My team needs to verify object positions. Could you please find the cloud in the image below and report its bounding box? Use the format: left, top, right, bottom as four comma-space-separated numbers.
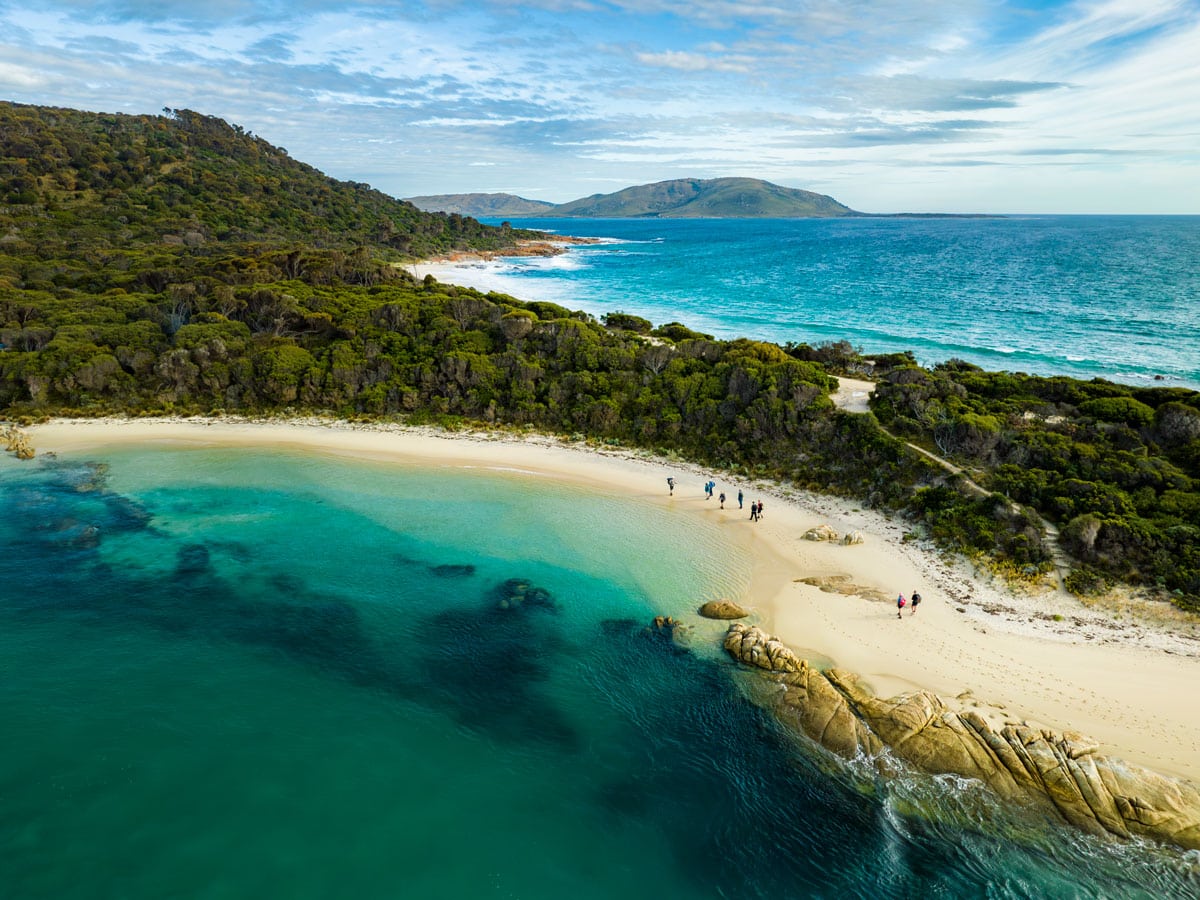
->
635, 50, 750, 73
0, 0, 1196, 211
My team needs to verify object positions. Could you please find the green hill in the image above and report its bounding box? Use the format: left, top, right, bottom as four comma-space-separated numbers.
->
407, 177, 856, 218
0, 101, 531, 259
550, 177, 855, 218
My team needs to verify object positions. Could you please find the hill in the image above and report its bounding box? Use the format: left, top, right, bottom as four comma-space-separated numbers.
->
0, 101, 532, 259
552, 177, 854, 218
406, 192, 557, 218
407, 177, 856, 218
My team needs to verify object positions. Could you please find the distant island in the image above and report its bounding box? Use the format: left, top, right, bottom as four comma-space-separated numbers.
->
408, 177, 856, 219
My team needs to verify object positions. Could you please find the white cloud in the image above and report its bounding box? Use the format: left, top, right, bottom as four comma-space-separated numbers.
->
0, 61, 45, 87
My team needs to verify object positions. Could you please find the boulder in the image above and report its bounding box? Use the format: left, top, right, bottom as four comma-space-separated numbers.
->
2, 425, 34, 460
723, 623, 1200, 850
698, 599, 750, 620
803, 524, 839, 542
841, 531, 865, 545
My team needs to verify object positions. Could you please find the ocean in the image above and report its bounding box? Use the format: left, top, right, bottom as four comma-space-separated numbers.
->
427, 216, 1200, 390
3, 445, 1198, 898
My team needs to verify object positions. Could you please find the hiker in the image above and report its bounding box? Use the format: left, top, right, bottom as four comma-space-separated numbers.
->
719, 492, 726, 509
737, 490, 744, 509
667, 477, 675, 496
911, 591, 922, 615
897, 594, 907, 619
757, 499, 764, 518
750, 501, 759, 522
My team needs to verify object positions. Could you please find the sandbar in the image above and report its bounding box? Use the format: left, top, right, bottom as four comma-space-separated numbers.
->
24, 417, 1200, 784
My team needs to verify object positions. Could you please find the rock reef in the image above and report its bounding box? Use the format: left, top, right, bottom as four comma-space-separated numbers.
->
723, 622, 1200, 850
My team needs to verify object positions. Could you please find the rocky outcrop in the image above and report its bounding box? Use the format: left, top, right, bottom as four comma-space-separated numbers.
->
698, 599, 750, 620
841, 531, 865, 545
2, 425, 35, 459
723, 622, 1200, 850
803, 524, 839, 542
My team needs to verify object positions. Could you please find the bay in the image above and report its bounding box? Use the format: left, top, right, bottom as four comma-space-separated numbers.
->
2, 447, 1198, 898
435, 216, 1200, 389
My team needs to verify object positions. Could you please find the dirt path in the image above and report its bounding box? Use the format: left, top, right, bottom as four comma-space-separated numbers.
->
832, 377, 1072, 591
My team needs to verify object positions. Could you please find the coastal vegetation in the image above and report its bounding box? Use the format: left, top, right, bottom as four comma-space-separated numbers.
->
3, 102, 1199, 611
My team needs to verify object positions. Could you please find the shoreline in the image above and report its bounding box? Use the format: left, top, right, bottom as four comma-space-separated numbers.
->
19, 415, 1200, 786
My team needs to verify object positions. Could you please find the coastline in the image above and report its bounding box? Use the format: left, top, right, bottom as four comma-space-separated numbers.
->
21, 416, 1200, 787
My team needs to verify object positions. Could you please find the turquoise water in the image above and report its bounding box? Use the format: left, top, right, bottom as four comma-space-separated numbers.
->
456, 216, 1200, 389
3, 447, 1199, 898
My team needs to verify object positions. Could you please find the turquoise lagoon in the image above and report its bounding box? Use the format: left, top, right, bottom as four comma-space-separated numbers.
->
2, 445, 1198, 898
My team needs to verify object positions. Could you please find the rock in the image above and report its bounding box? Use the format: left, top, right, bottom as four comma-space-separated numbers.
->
645, 615, 691, 649
841, 531, 865, 545
2, 425, 35, 460
698, 599, 750, 620
803, 524, 840, 542
493, 577, 558, 612
722, 623, 1200, 851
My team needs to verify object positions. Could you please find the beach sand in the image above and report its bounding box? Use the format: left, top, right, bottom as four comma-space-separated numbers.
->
24, 417, 1200, 784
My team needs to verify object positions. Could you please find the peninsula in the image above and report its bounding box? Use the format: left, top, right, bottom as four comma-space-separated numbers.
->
4, 100, 1200, 851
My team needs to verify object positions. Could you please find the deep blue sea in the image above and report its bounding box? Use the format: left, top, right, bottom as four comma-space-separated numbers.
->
4, 446, 1200, 898
440, 216, 1200, 389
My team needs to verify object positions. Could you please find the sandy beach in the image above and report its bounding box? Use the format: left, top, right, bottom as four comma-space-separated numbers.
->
23, 416, 1200, 785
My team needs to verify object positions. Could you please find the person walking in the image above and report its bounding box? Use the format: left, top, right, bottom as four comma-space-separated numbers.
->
910, 591, 922, 615
719, 492, 726, 509
737, 490, 744, 509
667, 477, 675, 496
757, 499, 764, 518
750, 501, 759, 522
897, 594, 907, 619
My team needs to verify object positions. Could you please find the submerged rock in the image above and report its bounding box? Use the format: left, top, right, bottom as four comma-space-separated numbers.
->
429, 563, 476, 578
698, 599, 750, 620
723, 622, 1200, 851
644, 615, 691, 650
493, 577, 557, 612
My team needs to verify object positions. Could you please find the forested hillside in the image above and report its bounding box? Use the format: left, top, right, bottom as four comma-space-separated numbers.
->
866, 355, 1200, 606
0, 102, 530, 259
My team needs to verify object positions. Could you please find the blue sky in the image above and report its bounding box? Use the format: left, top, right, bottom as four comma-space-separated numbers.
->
2, 0, 1197, 213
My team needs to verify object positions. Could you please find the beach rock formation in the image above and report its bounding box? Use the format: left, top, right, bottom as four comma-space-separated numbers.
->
841, 531, 865, 545
698, 599, 750, 620
723, 622, 1200, 850
2, 425, 35, 459
803, 524, 839, 542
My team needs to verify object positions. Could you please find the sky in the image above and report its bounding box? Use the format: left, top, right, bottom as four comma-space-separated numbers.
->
1, 0, 1198, 213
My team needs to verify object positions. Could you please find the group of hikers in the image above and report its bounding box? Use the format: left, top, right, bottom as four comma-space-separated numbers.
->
684, 478, 763, 521
896, 591, 922, 618
669, 475, 923, 618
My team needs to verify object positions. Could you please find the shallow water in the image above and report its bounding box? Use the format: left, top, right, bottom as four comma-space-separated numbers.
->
448, 216, 1200, 389
2, 447, 1198, 898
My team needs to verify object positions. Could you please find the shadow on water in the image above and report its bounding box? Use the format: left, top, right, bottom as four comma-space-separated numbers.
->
2, 458, 581, 753
409, 577, 580, 750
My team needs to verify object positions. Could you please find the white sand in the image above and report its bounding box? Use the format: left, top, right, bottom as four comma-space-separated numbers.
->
24, 417, 1200, 783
